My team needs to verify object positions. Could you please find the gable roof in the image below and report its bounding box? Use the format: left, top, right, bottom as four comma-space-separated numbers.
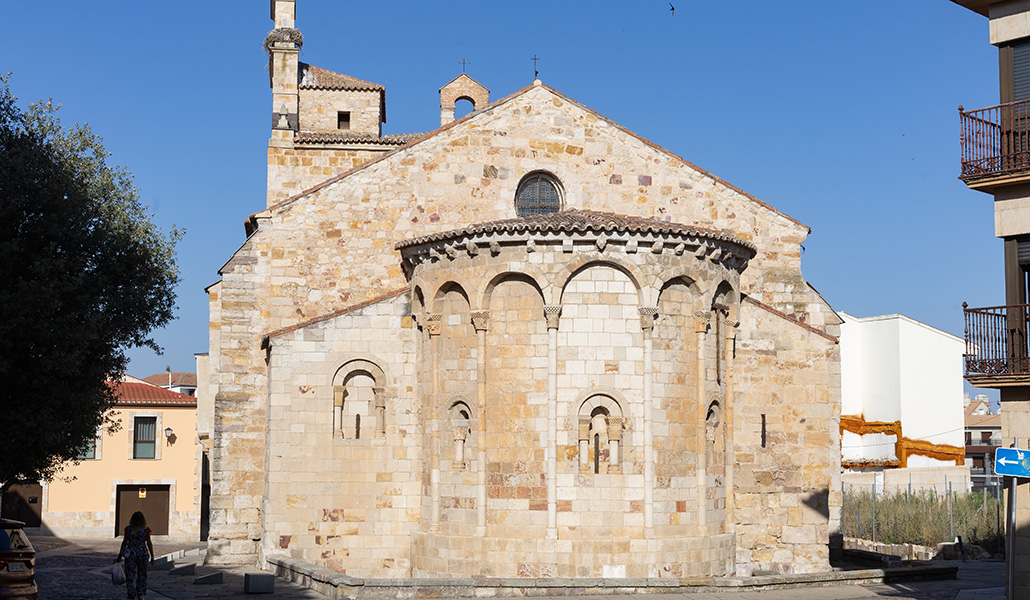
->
262, 286, 411, 346
111, 381, 197, 408
395, 209, 757, 254
142, 372, 197, 388
298, 62, 387, 123
439, 72, 490, 93
254, 82, 806, 230
299, 63, 384, 91
743, 294, 839, 343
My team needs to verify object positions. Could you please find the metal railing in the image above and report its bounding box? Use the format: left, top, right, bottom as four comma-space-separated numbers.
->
960, 100, 1030, 181
963, 303, 1030, 377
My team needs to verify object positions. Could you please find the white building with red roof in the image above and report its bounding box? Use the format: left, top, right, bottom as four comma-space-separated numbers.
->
25, 379, 201, 539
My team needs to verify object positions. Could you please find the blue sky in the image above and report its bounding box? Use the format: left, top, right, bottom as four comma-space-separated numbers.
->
4, 1, 1000, 396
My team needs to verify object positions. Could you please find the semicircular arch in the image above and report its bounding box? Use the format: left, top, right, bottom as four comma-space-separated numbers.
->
555, 256, 645, 306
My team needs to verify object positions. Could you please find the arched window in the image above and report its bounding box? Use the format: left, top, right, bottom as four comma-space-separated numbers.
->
577, 393, 623, 474
448, 399, 473, 471
515, 172, 563, 216
332, 359, 386, 440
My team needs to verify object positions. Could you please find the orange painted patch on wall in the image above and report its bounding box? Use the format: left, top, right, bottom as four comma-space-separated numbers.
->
840, 415, 964, 468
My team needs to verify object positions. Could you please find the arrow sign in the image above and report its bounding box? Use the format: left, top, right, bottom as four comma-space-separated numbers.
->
994, 447, 1030, 478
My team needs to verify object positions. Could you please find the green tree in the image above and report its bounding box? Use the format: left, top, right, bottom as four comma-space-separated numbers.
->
0, 75, 181, 484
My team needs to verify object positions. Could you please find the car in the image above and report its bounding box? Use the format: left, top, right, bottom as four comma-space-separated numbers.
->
0, 519, 36, 599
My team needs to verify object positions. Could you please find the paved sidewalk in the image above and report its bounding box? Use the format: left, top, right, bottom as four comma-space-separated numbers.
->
30, 532, 328, 599
28, 530, 1008, 600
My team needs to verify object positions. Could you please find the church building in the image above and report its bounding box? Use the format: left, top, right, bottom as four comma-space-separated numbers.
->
203, 0, 843, 579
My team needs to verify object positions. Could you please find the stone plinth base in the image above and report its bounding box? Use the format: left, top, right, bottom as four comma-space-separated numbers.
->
410, 531, 734, 578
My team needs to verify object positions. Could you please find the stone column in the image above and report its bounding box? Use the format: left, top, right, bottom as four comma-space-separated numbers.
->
373, 387, 386, 437
544, 305, 562, 538
334, 387, 344, 438
579, 420, 590, 472
427, 313, 442, 533
724, 324, 738, 531
639, 307, 658, 530
694, 310, 711, 536
452, 426, 468, 469
471, 310, 489, 534
607, 416, 623, 473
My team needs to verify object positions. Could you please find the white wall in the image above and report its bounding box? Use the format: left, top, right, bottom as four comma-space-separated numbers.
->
840, 312, 965, 461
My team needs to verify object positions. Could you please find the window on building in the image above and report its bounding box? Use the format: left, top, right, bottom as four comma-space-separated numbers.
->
515, 172, 562, 217
337, 111, 351, 130
577, 394, 623, 474
133, 417, 157, 459
78, 439, 96, 460
966, 432, 973, 445
982, 431, 993, 443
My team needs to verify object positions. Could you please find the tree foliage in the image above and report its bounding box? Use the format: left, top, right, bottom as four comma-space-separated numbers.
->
0, 75, 181, 484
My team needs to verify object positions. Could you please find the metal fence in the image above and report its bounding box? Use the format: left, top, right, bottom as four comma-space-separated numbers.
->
841, 477, 1005, 555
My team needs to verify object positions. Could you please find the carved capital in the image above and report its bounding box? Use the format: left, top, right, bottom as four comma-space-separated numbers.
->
639, 307, 659, 331
579, 421, 591, 441
544, 305, 562, 330
373, 387, 386, 408
453, 426, 469, 442
694, 310, 711, 334
471, 310, 490, 332
427, 313, 442, 336
607, 416, 623, 440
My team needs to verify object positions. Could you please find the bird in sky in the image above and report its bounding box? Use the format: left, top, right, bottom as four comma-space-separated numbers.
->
670, 3, 675, 15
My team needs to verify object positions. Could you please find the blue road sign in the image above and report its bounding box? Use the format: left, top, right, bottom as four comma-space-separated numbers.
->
994, 447, 1030, 478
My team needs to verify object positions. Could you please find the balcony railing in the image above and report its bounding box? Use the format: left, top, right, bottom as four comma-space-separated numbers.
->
963, 303, 1030, 377
960, 100, 1030, 181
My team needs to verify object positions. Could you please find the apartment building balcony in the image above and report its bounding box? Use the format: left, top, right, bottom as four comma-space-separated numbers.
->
960, 100, 1030, 191
963, 302, 1030, 386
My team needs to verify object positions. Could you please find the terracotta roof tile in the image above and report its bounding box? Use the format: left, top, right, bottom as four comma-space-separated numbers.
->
296, 131, 424, 145
394, 209, 757, 253
263, 287, 411, 344
111, 381, 197, 408
142, 372, 197, 388
298, 63, 384, 91
742, 294, 839, 343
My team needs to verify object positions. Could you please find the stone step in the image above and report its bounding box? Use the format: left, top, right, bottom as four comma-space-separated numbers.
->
169, 563, 196, 576
194, 571, 223, 585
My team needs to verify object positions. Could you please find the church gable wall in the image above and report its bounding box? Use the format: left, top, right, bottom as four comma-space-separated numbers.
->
731, 300, 841, 575
262, 294, 419, 576
264, 85, 816, 336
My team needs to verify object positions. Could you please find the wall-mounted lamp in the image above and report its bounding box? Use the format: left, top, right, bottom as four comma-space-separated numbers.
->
165, 427, 173, 438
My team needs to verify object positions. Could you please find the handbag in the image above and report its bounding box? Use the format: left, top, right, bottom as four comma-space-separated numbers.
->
112, 562, 126, 585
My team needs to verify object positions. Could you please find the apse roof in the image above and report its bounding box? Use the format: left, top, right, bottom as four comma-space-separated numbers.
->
395, 209, 756, 254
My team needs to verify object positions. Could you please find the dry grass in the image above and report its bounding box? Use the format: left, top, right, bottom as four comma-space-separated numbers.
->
841, 487, 1004, 554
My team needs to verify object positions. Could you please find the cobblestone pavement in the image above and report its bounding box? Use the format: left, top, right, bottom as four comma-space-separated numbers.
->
26, 530, 1006, 600
29, 533, 327, 599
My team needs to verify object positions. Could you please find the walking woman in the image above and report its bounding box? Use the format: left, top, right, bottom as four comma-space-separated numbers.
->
114, 511, 155, 600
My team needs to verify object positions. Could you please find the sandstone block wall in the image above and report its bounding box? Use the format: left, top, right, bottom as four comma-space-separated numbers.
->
267, 146, 389, 207
299, 88, 382, 135
262, 294, 418, 575
732, 299, 841, 575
